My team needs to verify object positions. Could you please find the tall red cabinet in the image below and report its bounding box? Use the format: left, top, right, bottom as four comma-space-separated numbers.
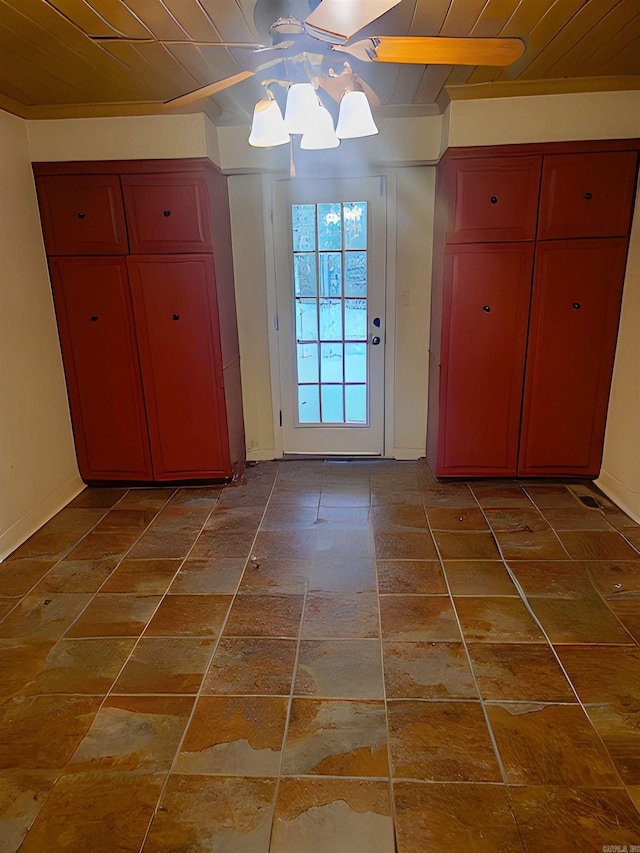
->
428, 140, 638, 479
34, 159, 245, 483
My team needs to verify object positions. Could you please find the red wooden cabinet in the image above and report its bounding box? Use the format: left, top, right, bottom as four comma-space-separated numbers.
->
538, 151, 637, 240
518, 239, 628, 476
36, 175, 128, 255
34, 159, 245, 484
49, 257, 153, 481
127, 255, 230, 480
438, 244, 533, 476
447, 155, 541, 243
121, 173, 213, 254
428, 141, 638, 479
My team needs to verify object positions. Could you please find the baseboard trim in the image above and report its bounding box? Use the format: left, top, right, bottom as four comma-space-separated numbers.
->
596, 469, 640, 524
0, 475, 85, 561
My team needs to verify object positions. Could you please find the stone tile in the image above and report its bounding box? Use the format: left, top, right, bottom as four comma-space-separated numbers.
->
64, 530, 142, 561
316, 506, 370, 528
271, 777, 395, 853
383, 642, 477, 700
380, 595, 461, 642
586, 699, 640, 785
486, 703, 621, 787
394, 781, 524, 853
143, 775, 277, 853
467, 643, 575, 702
6, 509, 106, 560
0, 695, 100, 770
281, 699, 388, 778
541, 505, 614, 530
202, 637, 297, 695
0, 558, 58, 596
373, 530, 437, 560
65, 594, 161, 638
294, 639, 385, 699
608, 599, 640, 643
387, 700, 501, 782
112, 637, 215, 694
425, 506, 489, 531
507, 560, 593, 598
523, 484, 578, 508
66, 695, 193, 774
126, 509, 209, 559
508, 786, 640, 850
144, 594, 232, 637
117, 488, 175, 508
0, 597, 15, 619
68, 487, 128, 508
302, 593, 379, 639
555, 645, 640, 702
454, 597, 545, 643
320, 489, 371, 508
0, 639, 55, 697
470, 485, 533, 508
0, 593, 92, 641
376, 561, 446, 594
433, 531, 501, 560
421, 485, 475, 508
237, 556, 312, 595
90, 508, 159, 534
35, 558, 119, 594
370, 505, 429, 531
493, 530, 568, 561
23, 637, 136, 695
587, 560, 640, 599
528, 596, 634, 644
170, 557, 246, 594
203, 505, 264, 533
167, 486, 223, 508
556, 531, 640, 560
443, 561, 517, 596
308, 557, 376, 594
99, 558, 180, 594
20, 771, 164, 852
224, 594, 303, 638
175, 695, 288, 776
260, 505, 319, 530
252, 529, 318, 561
484, 508, 550, 533
0, 771, 57, 853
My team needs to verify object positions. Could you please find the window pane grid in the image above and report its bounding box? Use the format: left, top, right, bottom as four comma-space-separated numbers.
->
292, 201, 368, 425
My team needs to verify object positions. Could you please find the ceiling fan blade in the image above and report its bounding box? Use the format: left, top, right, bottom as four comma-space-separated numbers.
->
88, 36, 269, 49
305, 0, 401, 43
341, 36, 525, 67
165, 71, 254, 107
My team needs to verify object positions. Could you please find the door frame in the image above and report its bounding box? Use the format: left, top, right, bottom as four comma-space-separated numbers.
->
263, 170, 397, 458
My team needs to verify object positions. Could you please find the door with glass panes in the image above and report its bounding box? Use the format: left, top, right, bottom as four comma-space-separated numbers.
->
274, 178, 386, 455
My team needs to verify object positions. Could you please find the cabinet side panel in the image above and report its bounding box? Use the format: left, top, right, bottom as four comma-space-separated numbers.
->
127, 255, 231, 479
518, 239, 628, 476
439, 243, 534, 476
49, 257, 153, 481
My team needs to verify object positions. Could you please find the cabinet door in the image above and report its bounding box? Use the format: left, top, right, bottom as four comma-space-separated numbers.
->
49, 257, 153, 481
447, 156, 541, 243
122, 173, 213, 254
437, 243, 534, 476
518, 239, 627, 477
127, 255, 230, 479
538, 151, 637, 240
36, 175, 128, 255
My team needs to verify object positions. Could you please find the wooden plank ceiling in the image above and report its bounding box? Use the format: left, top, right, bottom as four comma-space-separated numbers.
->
0, 0, 638, 122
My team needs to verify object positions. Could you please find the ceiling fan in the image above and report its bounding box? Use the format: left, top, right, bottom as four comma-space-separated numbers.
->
86, 0, 526, 109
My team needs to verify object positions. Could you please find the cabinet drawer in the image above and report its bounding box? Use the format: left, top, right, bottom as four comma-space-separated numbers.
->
538, 151, 637, 239
122, 173, 213, 253
447, 156, 541, 243
36, 175, 128, 255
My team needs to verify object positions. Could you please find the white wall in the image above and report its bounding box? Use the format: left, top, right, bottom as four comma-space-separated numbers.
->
0, 110, 83, 559
597, 173, 640, 522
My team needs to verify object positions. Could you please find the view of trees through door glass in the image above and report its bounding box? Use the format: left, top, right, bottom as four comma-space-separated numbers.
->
292, 200, 368, 425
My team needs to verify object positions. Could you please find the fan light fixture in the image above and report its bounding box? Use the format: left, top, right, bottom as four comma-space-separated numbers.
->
248, 81, 378, 151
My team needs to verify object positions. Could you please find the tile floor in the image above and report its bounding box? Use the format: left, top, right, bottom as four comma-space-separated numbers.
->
1, 459, 640, 851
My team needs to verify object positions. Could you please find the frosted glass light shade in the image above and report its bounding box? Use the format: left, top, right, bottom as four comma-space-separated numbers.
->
300, 105, 340, 149
336, 90, 379, 139
248, 98, 290, 147
284, 83, 321, 134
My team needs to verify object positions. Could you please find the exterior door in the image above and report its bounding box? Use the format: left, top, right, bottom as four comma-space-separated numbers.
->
274, 177, 386, 455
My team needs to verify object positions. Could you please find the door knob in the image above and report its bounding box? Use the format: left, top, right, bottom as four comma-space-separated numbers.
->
371, 336, 381, 345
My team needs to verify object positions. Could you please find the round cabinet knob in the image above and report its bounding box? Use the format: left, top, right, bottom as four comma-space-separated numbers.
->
584, 192, 592, 200
490, 196, 498, 205
371, 336, 381, 345
77, 212, 86, 219
483, 305, 491, 313
172, 314, 180, 321
90, 316, 99, 322
373, 317, 381, 328
163, 210, 172, 217
572, 302, 581, 310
